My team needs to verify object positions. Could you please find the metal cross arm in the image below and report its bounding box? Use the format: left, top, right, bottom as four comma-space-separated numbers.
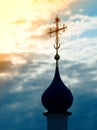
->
58, 25, 67, 32
48, 28, 56, 37
48, 25, 67, 37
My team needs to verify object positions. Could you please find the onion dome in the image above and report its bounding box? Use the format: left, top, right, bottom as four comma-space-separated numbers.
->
41, 66, 73, 112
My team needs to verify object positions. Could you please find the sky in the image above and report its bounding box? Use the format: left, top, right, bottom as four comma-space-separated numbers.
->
0, 0, 97, 130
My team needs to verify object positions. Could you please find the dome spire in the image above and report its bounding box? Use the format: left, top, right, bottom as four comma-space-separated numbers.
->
41, 15, 73, 130
42, 16, 73, 113
48, 15, 67, 67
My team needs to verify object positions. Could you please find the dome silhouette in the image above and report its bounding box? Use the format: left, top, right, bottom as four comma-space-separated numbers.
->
41, 66, 73, 112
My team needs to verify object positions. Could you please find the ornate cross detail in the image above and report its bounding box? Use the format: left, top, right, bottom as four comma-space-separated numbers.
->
48, 16, 67, 56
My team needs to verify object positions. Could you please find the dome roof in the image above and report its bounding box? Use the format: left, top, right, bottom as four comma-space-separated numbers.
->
41, 67, 73, 112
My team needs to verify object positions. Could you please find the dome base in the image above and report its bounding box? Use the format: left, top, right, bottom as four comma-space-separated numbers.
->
43, 111, 72, 116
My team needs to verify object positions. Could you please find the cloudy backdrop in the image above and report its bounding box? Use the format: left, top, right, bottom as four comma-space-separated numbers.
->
0, 0, 97, 130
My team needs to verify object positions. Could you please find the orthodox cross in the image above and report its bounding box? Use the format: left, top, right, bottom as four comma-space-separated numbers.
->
48, 16, 67, 66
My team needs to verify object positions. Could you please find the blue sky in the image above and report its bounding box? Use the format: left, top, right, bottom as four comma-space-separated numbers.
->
0, 0, 97, 130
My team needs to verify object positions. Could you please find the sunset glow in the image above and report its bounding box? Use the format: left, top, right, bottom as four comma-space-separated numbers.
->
0, 0, 75, 53
0, 0, 33, 53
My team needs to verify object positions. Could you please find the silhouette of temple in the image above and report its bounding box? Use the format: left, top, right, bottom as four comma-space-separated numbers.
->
41, 16, 73, 130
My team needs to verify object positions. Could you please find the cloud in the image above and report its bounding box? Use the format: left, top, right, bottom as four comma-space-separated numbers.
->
26, 11, 97, 45
79, 8, 84, 13
30, 19, 47, 31
64, 14, 97, 38
0, 60, 12, 72
0, 52, 50, 82
0, 52, 50, 129
28, 25, 50, 40
61, 37, 97, 63
0, 55, 97, 130
6, 0, 78, 53
0, 52, 38, 79
15, 0, 77, 28
25, 0, 77, 41
65, 10, 72, 15
0, 54, 13, 73
32, 0, 77, 19
0, 1, 97, 130
11, 18, 27, 24
58, 59, 97, 130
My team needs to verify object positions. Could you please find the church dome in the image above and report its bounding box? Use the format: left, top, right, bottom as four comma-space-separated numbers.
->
41, 66, 73, 112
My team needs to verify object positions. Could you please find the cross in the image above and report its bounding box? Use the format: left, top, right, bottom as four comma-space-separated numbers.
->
48, 16, 67, 55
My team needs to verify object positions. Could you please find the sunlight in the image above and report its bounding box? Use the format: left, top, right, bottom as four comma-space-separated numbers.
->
0, 0, 35, 53
0, 0, 74, 53
0, 23, 15, 53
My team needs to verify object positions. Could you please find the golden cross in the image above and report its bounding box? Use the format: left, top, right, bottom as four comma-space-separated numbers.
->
48, 16, 67, 56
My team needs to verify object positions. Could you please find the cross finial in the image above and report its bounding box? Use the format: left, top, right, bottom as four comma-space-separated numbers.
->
48, 16, 67, 66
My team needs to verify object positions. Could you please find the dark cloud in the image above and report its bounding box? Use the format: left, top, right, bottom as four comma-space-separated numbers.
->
0, 52, 39, 73
60, 60, 97, 130
0, 54, 13, 73
0, 60, 13, 72
0, 53, 97, 130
